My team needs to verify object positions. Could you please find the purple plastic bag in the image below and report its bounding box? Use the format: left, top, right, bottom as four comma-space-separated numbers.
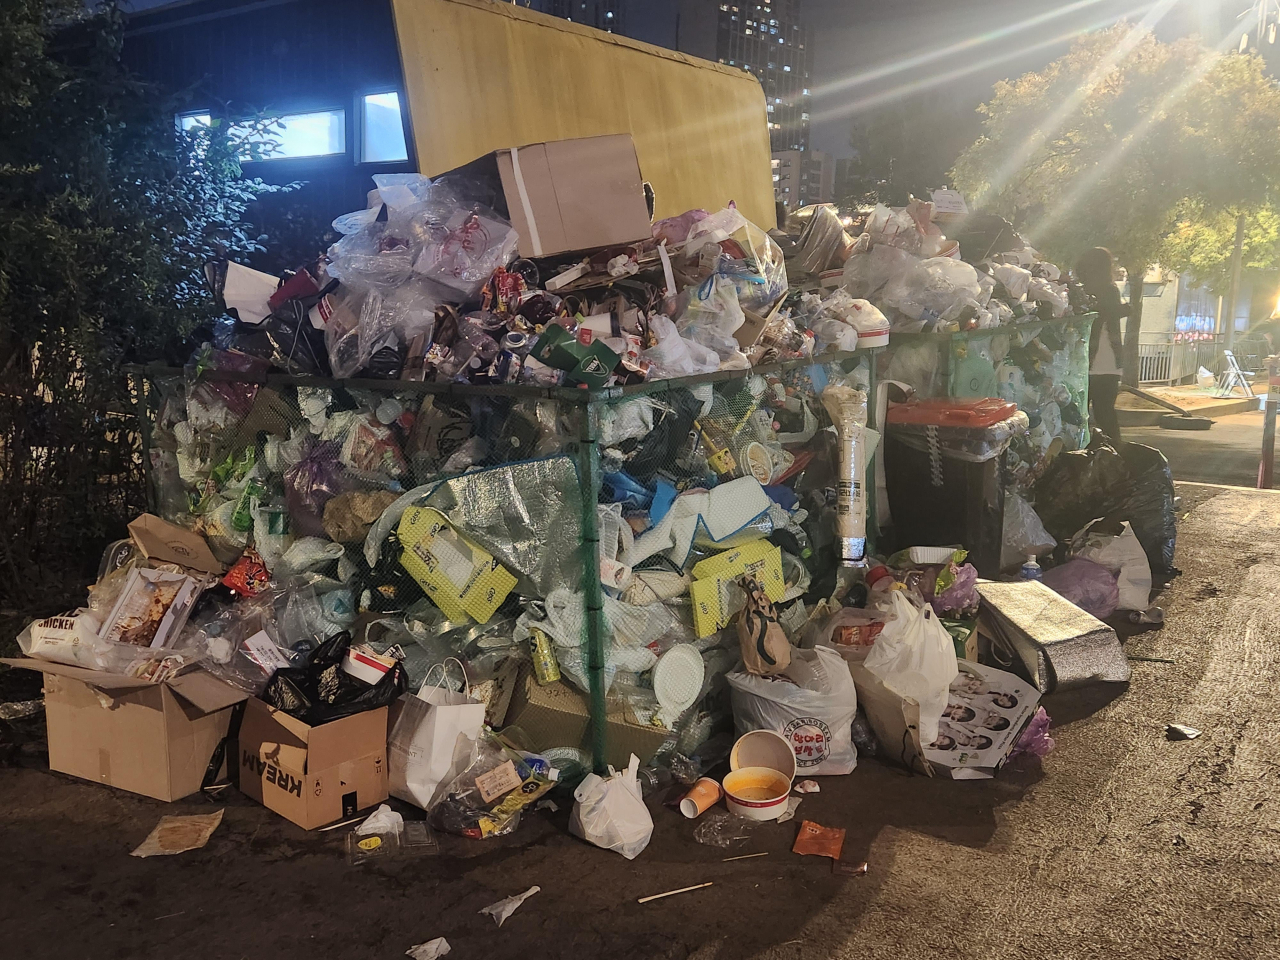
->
284, 439, 346, 538
929, 562, 979, 616
1041, 558, 1119, 619
1007, 706, 1055, 761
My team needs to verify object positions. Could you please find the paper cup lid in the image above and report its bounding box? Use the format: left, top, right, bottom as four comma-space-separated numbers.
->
729, 730, 797, 780
652, 644, 705, 712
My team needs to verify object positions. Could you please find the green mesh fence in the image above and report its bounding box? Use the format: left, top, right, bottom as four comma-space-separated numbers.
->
134, 347, 876, 776
880, 314, 1095, 493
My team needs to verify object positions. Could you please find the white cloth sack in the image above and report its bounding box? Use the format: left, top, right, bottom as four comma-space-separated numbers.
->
726, 645, 859, 775
863, 592, 958, 746
568, 754, 653, 860
388, 662, 487, 810
1072, 520, 1152, 611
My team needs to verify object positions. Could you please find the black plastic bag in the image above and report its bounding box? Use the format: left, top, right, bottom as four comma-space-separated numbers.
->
1112, 442, 1178, 575
261, 631, 406, 726
1033, 440, 1177, 575
1032, 443, 1130, 540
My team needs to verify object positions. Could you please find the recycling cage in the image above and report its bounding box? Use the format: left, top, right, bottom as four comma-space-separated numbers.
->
131, 347, 878, 777
877, 314, 1095, 573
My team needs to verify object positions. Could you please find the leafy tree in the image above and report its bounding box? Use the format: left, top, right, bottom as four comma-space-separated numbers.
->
0, 2, 282, 614
951, 26, 1280, 381
1161, 201, 1280, 323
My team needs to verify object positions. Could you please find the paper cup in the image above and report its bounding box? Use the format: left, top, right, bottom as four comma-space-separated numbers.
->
679, 777, 723, 819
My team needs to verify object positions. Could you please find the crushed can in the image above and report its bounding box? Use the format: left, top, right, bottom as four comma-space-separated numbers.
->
529, 626, 561, 685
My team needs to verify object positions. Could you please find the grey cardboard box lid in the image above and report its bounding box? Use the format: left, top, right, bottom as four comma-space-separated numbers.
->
1, 658, 247, 714
976, 579, 1131, 692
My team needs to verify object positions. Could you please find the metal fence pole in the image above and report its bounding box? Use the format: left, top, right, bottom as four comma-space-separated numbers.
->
1259, 358, 1278, 490
577, 394, 608, 773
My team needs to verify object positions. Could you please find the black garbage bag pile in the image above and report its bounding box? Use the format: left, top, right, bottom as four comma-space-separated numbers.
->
1034, 438, 1177, 575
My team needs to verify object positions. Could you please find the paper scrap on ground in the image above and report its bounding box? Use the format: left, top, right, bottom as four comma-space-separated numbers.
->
777, 796, 803, 823
130, 810, 224, 858
794, 780, 820, 794
480, 885, 540, 927
406, 937, 451, 960
791, 820, 846, 860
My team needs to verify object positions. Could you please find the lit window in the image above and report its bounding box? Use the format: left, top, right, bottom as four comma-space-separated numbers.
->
801, 113, 809, 121
802, 87, 809, 95
360, 93, 408, 163
773, 174, 780, 182
237, 109, 346, 160
778, 37, 784, 43
745, 27, 751, 34
783, 65, 791, 72
606, 10, 613, 17
720, 2, 728, 8
177, 111, 211, 132
767, 104, 774, 113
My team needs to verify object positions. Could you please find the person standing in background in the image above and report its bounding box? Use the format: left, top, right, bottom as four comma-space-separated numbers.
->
1075, 247, 1129, 442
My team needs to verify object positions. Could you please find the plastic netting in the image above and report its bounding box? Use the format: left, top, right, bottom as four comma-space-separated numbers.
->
135, 348, 875, 775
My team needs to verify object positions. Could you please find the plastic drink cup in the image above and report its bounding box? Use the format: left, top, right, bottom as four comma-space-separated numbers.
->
679, 777, 723, 819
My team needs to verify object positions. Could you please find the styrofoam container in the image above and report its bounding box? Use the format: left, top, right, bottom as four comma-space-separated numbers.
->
722, 730, 797, 821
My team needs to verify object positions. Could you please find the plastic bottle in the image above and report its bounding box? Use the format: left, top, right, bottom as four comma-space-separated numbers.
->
636, 765, 673, 798
1020, 554, 1042, 581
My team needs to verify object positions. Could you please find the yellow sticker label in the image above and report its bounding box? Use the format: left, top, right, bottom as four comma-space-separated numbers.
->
357, 836, 382, 851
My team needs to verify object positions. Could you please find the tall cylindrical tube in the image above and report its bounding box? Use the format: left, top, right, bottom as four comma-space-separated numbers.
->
821, 384, 869, 564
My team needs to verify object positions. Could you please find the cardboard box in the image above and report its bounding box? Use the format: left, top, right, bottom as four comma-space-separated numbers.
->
236, 697, 388, 830
449, 135, 652, 259
504, 666, 669, 770
128, 514, 224, 574
1, 658, 246, 801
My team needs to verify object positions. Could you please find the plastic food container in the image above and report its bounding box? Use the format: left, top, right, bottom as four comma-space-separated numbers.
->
721, 730, 797, 821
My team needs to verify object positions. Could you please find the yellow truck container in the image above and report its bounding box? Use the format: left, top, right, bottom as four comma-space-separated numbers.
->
391, 0, 777, 229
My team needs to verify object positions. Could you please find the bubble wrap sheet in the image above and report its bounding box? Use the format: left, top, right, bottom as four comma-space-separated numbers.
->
976, 579, 1130, 692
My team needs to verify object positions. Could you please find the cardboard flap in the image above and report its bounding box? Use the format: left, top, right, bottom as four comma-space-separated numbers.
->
167, 671, 249, 715
0, 657, 157, 694
306, 706, 388, 773
545, 135, 649, 252
128, 514, 224, 574
238, 697, 311, 773
499, 142, 564, 257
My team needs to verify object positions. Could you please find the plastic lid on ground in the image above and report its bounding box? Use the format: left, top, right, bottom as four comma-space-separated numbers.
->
653, 644, 705, 723
729, 729, 797, 780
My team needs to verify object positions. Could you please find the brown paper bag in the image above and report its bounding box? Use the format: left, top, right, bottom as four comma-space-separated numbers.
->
737, 575, 792, 676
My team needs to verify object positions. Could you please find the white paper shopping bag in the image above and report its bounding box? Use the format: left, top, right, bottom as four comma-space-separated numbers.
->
388, 660, 486, 809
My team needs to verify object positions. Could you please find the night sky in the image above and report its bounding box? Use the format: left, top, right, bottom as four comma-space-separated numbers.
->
805, 0, 1247, 159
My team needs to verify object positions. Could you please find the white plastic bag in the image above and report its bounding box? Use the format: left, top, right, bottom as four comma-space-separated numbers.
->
863, 592, 958, 746
568, 754, 653, 860
726, 645, 859, 775
1001, 494, 1057, 570
1071, 520, 1152, 611
388, 660, 487, 810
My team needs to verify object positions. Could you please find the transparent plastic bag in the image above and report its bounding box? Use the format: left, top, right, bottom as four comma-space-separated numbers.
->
864, 204, 922, 253
677, 275, 747, 362
842, 244, 919, 300
881, 257, 982, 323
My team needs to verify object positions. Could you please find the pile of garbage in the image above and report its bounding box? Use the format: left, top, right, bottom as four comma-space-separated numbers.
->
782, 194, 1085, 337
2, 141, 1168, 866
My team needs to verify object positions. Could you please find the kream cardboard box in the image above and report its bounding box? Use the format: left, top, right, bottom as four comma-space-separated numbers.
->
1, 658, 246, 801
236, 697, 389, 830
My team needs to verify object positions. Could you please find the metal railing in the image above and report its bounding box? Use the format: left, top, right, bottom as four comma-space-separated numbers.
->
1138, 338, 1221, 385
